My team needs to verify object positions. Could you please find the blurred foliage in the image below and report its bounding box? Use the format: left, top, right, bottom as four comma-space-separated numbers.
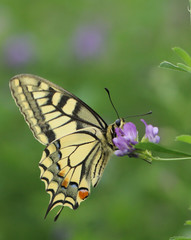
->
160, 47, 191, 73
1, 0, 191, 239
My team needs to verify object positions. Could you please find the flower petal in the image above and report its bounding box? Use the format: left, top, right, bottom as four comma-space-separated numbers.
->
153, 127, 159, 135
113, 121, 138, 156
115, 127, 124, 137
141, 119, 160, 144
123, 122, 137, 141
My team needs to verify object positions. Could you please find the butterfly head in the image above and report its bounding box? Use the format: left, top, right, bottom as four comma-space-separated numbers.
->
114, 118, 125, 129
106, 118, 125, 149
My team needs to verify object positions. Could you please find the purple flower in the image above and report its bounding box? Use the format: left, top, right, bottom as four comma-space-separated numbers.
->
141, 119, 160, 143
113, 119, 160, 158
3, 34, 36, 68
113, 122, 138, 156
73, 24, 105, 60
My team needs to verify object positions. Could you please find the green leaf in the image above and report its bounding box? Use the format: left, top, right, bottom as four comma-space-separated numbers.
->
173, 47, 191, 66
170, 237, 191, 240
176, 135, 191, 144
177, 63, 191, 73
159, 61, 186, 72
185, 220, 191, 226
136, 142, 191, 157
160, 48, 191, 73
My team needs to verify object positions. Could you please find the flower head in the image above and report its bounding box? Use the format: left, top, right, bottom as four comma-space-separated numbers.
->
3, 34, 36, 68
73, 24, 105, 60
141, 119, 160, 143
113, 122, 138, 156
112, 119, 160, 158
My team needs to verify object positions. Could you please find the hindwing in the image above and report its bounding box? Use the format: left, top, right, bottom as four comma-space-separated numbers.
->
39, 127, 112, 220
9, 74, 107, 145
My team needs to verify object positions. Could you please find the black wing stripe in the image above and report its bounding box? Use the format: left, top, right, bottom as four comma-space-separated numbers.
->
79, 142, 100, 182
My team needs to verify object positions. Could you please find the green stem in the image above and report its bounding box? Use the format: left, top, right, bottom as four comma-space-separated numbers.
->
153, 156, 191, 161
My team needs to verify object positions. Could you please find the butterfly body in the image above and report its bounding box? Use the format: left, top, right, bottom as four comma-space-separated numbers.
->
9, 74, 125, 219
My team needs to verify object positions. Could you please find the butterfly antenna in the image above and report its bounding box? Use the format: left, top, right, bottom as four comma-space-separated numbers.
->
125, 111, 152, 119
105, 88, 120, 119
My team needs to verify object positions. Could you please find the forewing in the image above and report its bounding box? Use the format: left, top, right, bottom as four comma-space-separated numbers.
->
39, 127, 112, 219
9, 74, 107, 145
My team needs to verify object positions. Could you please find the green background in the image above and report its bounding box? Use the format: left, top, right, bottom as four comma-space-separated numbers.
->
1, 0, 191, 239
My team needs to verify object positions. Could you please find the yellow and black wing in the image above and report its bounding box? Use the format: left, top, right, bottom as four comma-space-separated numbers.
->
10, 74, 113, 219
40, 127, 112, 220
9, 74, 107, 145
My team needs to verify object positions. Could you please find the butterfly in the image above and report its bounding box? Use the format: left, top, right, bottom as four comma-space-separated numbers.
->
9, 74, 125, 220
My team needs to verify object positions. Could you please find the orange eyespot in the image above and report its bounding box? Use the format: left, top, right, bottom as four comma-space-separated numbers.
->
58, 169, 66, 177
61, 179, 69, 188
78, 189, 89, 200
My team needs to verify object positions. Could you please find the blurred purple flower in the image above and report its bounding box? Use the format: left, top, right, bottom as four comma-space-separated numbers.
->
73, 25, 105, 60
141, 119, 160, 143
3, 34, 36, 67
113, 122, 138, 156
